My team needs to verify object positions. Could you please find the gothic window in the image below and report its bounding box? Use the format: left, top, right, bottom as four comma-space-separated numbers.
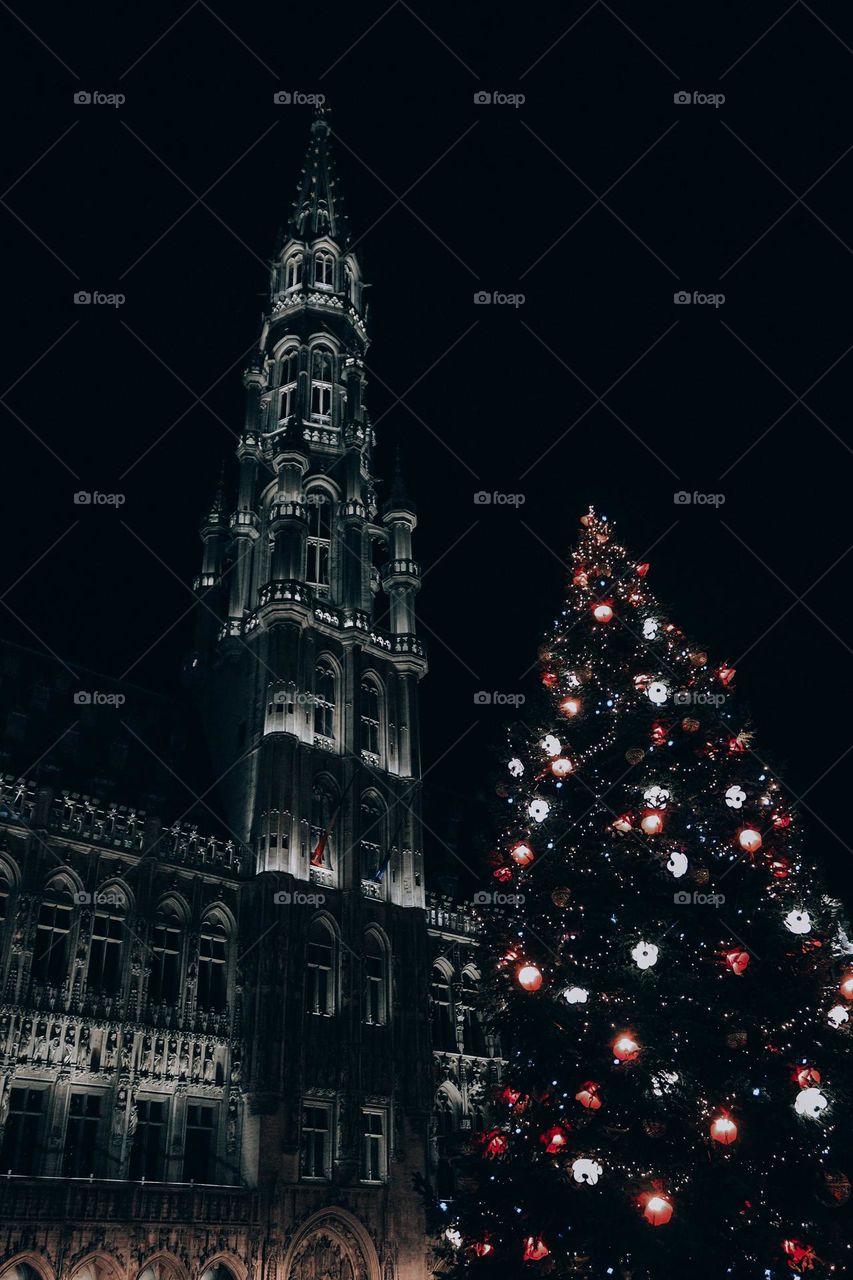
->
313, 661, 336, 738
364, 929, 388, 1025
359, 792, 385, 881
284, 253, 303, 290
197, 919, 228, 1010
87, 895, 126, 994
461, 970, 487, 1056
278, 348, 299, 421
314, 250, 335, 287
0, 1086, 45, 1174
306, 495, 332, 589
300, 1102, 332, 1179
306, 916, 335, 1016
1, 1263, 45, 1280
148, 903, 183, 1006
129, 1098, 168, 1179
309, 779, 337, 868
31, 886, 74, 986
431, 965, 456, 1052
62, 1092, 102, 1176
360, 1108, 386, 1182
183, 1102, 216, 1182
360, 678, 381, 760
309, 346, 334, 423
433, 1088, 457, 1200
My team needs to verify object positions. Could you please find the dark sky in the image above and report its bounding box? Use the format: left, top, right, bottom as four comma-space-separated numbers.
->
3, 1, 853, 901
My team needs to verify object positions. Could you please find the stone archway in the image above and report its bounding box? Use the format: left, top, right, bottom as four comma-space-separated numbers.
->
283, 1210, 380, 1280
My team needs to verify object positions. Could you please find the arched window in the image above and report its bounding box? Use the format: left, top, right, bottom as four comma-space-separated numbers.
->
306, 917, 335, 1015
70, 1258, 122, 1280
31, 882, 74, 986
313, 662, 336, 739
431, 964, 456, 1052
314, 250, 335, 287
306, 495, 332, 589
461, 969, 487, 1055
360, 678, 381, 761
197, 915, 229, 1010
309, 346, 334, 423
278, 348, 299, 422
309, 778, 337, 867
87, 887, 127, 994
200, 1266, 239, 1280
138, 1260, 183, 1280
433, 1088, 458, 1200
363, 930, 388, 1025
284, 253, 303, 290
0, 1264, 49, 1280
148, 901, 184, 1006
359, 792, 385, 881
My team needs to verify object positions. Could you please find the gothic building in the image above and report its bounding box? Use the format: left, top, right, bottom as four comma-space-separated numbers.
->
0, 117, 501, 1280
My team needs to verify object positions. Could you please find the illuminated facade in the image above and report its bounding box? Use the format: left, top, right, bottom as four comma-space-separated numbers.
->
0, 118, 499, 1280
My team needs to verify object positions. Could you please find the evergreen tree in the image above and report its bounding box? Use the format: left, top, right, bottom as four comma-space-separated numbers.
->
440, 509, 853, 1280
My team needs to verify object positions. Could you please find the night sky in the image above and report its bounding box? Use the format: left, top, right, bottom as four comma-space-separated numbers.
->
3, 1, 853, 902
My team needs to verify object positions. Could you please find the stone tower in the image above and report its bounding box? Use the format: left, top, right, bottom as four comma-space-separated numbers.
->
189, 112, 433, 1279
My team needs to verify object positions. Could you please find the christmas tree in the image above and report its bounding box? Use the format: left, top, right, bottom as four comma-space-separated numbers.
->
440, 509, 853, 1279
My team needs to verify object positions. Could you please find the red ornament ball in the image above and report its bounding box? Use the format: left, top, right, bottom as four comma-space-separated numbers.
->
592, 603, 614, 624
710, 1114, 738, 1145
510, 841, 535, 868
518, 964, 543, 992
643, 1194, 674, 1226
613, 1033, 640, 1062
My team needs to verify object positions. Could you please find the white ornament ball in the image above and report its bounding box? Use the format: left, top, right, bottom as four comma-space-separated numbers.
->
541, 735, 562, 757
528, 799, 550, 824
828, 1004, 849, 1028
651, 1070, 679, 1097
725, 785, 746, 809
508, 757, 524, 778
571, 1158, 603, 1185
631, 941, 659, 970
795, 1087, 829, 1119
666, 851, 689, 879
784, 909, 811, 935
644, 785, 670, 808
643, 618, 659, 640
647, 681, 669, 706
562, 986, 589, 1005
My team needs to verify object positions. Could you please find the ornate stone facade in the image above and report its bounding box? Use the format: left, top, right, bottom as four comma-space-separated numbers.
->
0, 117, 500, 1280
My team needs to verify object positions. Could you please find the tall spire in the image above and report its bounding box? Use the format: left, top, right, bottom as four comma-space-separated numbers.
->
288, 110, 351, 249
384, 446, 416, 515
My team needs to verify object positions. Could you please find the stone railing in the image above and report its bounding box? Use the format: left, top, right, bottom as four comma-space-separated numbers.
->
0, 1177, 256, 1225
